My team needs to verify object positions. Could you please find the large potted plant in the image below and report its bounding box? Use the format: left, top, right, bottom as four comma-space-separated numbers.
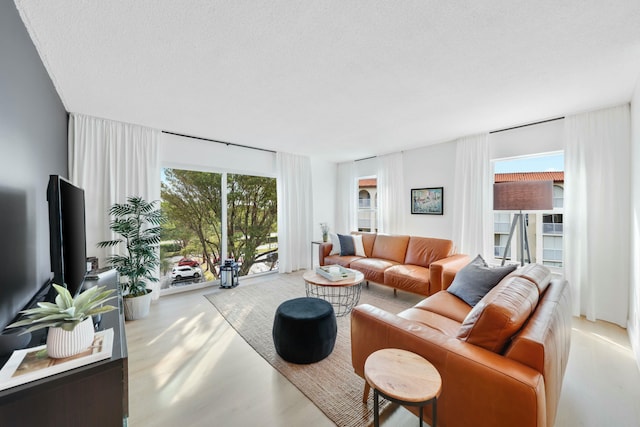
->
98, 196, 163, 320
8, 284, 116, 358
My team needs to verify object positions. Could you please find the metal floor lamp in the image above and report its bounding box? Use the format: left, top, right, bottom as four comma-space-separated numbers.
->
494, 180, 553, 266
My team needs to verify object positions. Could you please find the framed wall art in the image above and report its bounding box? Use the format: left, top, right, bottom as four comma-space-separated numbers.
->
411, 187, 443, 215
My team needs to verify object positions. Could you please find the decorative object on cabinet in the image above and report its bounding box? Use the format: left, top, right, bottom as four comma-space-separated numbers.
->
7, 284, 116, 358
0, 269, 129, 426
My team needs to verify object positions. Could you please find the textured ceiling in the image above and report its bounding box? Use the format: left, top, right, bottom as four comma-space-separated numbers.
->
14, 1, 640, 162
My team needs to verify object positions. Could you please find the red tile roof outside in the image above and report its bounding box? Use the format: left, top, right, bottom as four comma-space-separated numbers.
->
359, 178, 377, 187
495, 172, 564, 183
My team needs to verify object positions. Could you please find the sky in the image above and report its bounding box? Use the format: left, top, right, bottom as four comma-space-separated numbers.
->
494, 153, 564, 173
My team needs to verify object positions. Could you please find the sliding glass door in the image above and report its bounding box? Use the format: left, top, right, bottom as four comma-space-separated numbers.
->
160, 168, 277, 293
226, 173, 278, 276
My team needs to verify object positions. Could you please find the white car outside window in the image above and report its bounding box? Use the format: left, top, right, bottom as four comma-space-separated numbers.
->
171, 265, 202, 280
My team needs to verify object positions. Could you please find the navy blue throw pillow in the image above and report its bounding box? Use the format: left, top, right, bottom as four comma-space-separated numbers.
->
338, 234, 355, 256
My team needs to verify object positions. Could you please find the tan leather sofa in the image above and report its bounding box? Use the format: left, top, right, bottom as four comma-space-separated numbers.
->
319, 232, 470, 296
351, 263, 571, 427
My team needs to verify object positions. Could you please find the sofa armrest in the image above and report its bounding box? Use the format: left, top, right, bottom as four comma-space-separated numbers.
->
429, 254, 470, 291
351, 304, 545, 427
319, 243, 333, 266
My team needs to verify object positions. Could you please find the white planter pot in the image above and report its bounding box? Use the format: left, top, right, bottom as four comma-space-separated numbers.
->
123, 290, 152, 320
46, 317, 95, 359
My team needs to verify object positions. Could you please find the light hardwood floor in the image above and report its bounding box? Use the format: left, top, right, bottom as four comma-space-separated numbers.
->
125, 273, 640, 427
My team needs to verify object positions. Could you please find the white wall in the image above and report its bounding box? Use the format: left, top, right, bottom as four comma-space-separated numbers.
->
630, 77, 640, 371
355, 157, 378, 178
310, 158, 337, 242
489, 118, 564, 160
402, 142, 457, 239
353, 143, 457, 240
161, 132, 276, 176
350, 120, 564, 243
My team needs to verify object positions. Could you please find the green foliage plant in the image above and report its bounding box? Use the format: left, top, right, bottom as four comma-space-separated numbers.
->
97, 196, 164, 298
8, 284, 116, 333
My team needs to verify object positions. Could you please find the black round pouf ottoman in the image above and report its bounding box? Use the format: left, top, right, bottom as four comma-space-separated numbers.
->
272, 297, 337, 364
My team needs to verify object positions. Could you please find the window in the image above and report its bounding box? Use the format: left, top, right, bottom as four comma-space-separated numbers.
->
540, 189, 564, 268
553, 185, 564, 208
541, 211, 563, 266
494, 213, 512, 259
358, 177, 377, 232
359, 190, 371, 208
542, 235, 563, 266
161, 168, 278, 293
542, 214, 563, 234
493, 153, 564, 269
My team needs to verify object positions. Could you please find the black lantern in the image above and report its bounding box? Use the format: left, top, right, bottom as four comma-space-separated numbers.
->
220, 259, 239, 288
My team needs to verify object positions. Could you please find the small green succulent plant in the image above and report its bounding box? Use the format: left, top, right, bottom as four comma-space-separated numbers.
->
8, 284, 117, 333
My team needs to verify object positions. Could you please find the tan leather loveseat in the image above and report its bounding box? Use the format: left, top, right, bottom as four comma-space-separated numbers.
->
351, 263, 571, 427
319, 232, 469, 296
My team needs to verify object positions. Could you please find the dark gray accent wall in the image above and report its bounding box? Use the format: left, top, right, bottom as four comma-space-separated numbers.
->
0, 2, 67, 328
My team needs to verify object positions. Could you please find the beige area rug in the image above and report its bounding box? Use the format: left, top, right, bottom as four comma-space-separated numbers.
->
205, 272, 422, 427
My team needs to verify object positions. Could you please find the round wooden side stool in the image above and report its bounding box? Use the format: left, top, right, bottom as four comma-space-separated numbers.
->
364, 348, 442, 427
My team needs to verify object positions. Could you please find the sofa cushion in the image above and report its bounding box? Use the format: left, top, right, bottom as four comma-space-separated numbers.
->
329, 233, 341, 255
404, 236, 453, 267
353, 234, 366, 257
350, 258, 399, 284
398, 308, 461, 337
371, 234, 410, 264
353, 232, 377, 257
456, 275, 540, 353
338, 233, 355, 256
503, 279, 569, 373
514, 263, 552, 295
447, 255, 517, 307
383, 264, 430, 295
415, 291, 472, 323
323, 255, 362, 268
502, 278, 571, 427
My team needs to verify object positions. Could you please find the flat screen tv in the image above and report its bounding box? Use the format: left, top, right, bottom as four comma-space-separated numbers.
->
47, 175, 87, 298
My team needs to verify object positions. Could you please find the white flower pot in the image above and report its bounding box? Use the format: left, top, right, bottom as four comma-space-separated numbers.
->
123, 290, 153, 320
46, 317, 95, 359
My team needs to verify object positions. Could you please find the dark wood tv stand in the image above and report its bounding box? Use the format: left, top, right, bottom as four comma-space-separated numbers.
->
0, 270, 128, 426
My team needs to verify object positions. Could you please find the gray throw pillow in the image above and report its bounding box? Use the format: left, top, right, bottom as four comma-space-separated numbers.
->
338, 234, 355, 256
447, 255, 517, 307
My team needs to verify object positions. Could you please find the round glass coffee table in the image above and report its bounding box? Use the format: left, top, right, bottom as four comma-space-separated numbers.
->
302, 269, 364, 317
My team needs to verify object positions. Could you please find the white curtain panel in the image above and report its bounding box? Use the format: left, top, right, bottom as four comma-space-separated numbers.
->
377, 152, 406, 234
68, 113, 161, 298
276, 152, 313, 272
335, 161, 357, 234
451, 133, 492, 258
564, 104, 630, 327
